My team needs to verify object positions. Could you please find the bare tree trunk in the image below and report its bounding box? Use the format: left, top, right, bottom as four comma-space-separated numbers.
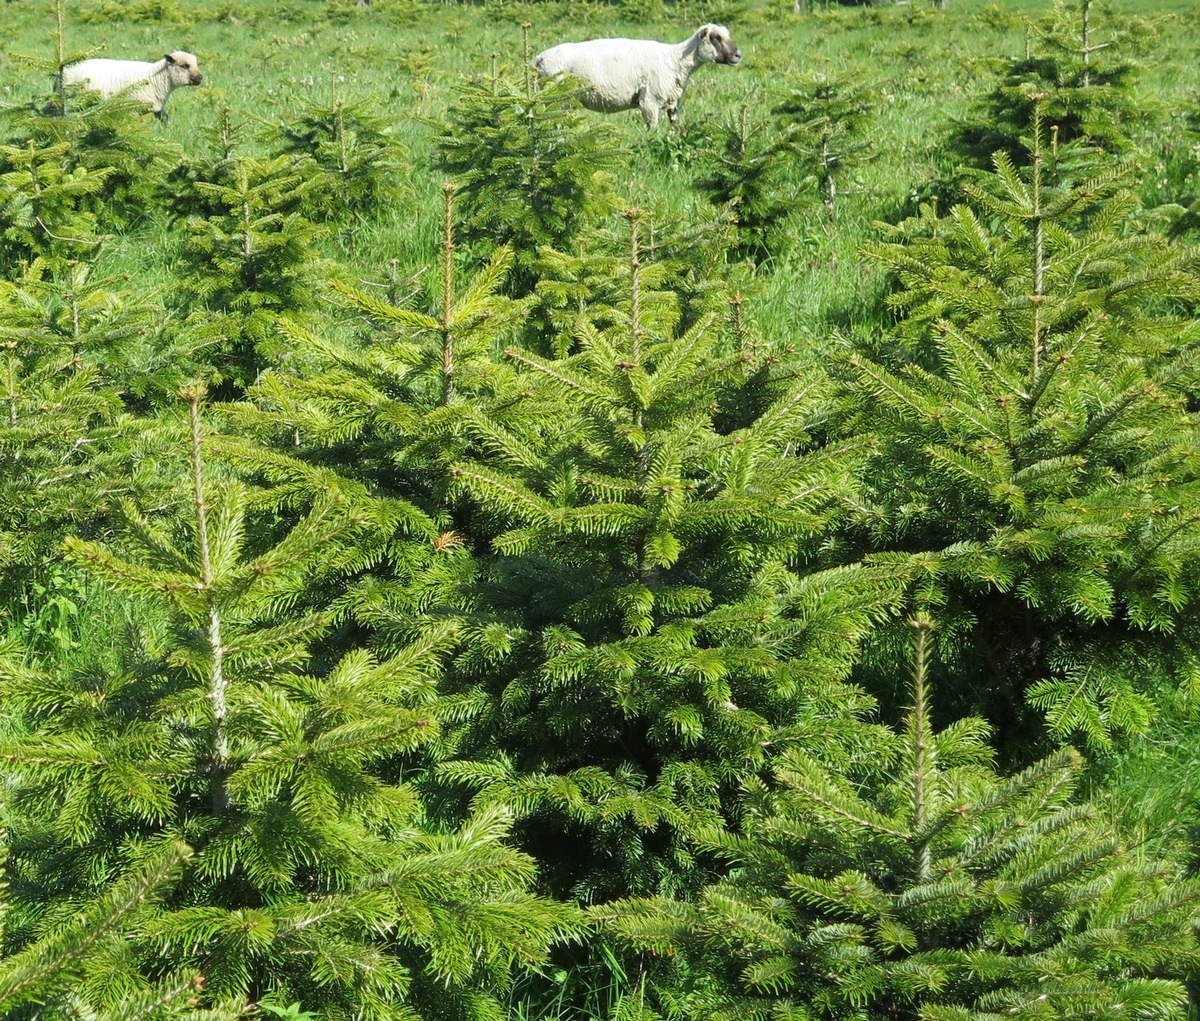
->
1081, 0, 1092, 88
183, 386, 230, 817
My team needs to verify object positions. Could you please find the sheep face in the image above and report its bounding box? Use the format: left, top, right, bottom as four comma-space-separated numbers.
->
164, 51, 203, 87
697, 24, 742, 66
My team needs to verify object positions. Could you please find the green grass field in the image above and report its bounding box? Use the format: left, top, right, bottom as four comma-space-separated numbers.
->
4, 0, 1195, 359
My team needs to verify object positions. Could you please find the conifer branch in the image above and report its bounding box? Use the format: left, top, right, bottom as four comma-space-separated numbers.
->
449, 463, 555, 522
1025, 317, 1101, 415
95, 971, 218, 1021
0, 841, 189, 1010
1113, 512, 1200, 589
63, 539, 205, 607
328, 280, 441, 332
1063, 380, 1155, 458
502, 346, 611, 401
936, 321, 1030, 402
306, 714, 437, 758
777, 753, 908, 839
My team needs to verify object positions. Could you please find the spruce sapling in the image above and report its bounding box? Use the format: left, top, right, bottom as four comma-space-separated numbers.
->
599, 614, 1200, 1021
952, 0, 1156, 172
844, 99, 1200, 748
437, 62, 624, 295
438, 209, 900, 903
268, 94, 409, 236
695, 100, 797, 263
172, 153, 327, 390
773, 70, 876, 222
1, 388, 582, 1019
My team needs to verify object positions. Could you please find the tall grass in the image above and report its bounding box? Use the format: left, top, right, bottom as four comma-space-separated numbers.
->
7, 0, 1192, 360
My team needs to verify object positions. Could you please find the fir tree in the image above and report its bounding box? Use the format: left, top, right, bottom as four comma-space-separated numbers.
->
172, 153, 327, 390
599, 615, 1200, 1021
773, 69, 876, 221
430, 209, 903, 902
840, 103, 1200, 747
268, 94, 409, 237
0, 387, 583, 1021
0, 258, 197, 402
531, 206, 743, 360
1, 91, 182, 235
436, 63, 624, 294
531, 237, 639, 354
0, 1, 133, 271
0, 252, 205, 634
161, 108, 245, 222
695, 100, 797, 263
225, 182, 534, 517
952, 0, 1156, 171
225, 198, 898, 913
0, 135, 110, 273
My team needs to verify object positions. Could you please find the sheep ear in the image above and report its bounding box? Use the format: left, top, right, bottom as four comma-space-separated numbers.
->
701, 25, 711, 38
163, 53, 175, 64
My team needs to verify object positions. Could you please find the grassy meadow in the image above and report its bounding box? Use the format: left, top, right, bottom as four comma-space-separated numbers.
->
0, 0, 1192, 353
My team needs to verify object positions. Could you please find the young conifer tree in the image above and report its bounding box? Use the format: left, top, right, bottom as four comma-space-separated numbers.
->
841, 101, 1200, 747
226, 183, 534, 522
530, 238, 636, 354
0, 259, 190, 639
0, 388, 582, 1021
171, 141, 327, 391
0, 135, 110, 273
437, 61, 624, 294
432, 209, 904, 902
268, 94, 409, 238
226, 193, 899, 912
0, 274, 113, 577
1, 6, 123, 269
953, 0, 1153, 170
1, 258, 200, 403
2, 90, 182, 235
599, 615, 1200, 1021
695, 100, 797, 263
772, 70, 876, 221
530, 206, 742, 360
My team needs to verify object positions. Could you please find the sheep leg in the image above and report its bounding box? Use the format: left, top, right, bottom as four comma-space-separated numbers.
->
666, 101, 680, 129
636, 84, 660, 130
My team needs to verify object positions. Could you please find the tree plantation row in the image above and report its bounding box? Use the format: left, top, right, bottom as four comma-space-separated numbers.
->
1, 1, 1200, 1020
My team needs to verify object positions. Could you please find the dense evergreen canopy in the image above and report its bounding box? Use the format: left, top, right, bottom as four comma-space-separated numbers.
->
0, 1, 1198, 1020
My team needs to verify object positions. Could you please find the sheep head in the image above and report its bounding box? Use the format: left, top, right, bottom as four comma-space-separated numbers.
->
697, 24, 742, 66
163, 51, 203, 86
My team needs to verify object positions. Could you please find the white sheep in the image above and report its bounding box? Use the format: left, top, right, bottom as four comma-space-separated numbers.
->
60, 51, 203, 123
534, 24, 742, 130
